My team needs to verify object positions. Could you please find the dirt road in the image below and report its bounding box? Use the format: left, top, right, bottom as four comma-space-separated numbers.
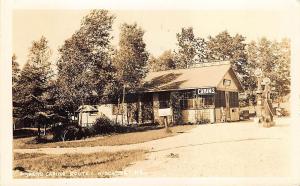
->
14, 118, 291, 177
122, 118, 291, 177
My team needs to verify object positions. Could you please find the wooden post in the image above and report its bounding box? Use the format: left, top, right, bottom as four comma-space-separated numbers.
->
152, 93, 160, 124
115, 97, 120, 124
121, 85, 126, 125
138, 94, 142, 125
164, 116, 168, 129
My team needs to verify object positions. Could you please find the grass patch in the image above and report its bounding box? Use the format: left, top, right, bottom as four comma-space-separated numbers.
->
14, 124, 195, 149
13, 150, 147, 178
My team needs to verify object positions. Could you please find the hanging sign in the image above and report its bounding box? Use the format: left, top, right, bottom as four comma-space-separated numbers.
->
197, 87, 216, 95
158, 108, 172, 116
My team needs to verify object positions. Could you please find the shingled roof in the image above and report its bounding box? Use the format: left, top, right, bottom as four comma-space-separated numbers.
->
141, 62, 243, 92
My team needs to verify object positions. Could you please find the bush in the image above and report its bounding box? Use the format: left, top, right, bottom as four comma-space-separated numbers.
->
91, 115, 114, 135
51, 123, 88, 142
51, 124, 65, 141
91, 115, 131, 135
13, 128, 37, 139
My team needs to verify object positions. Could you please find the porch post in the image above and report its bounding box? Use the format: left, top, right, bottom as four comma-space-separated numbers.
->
152, 93, 160, 124
138, 94, 142, 125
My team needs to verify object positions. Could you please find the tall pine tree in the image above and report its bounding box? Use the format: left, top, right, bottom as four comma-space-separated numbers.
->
14, 36, 54, 139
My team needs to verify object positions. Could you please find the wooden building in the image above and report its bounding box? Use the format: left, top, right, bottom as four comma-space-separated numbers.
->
79, 61, 244, 126
76, 105, 99, 127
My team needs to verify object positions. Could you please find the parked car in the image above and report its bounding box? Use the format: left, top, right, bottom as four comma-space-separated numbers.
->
240, 110, 250, 120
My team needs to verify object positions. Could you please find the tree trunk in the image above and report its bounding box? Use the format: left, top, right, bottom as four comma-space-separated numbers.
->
43, 123, 46, 136
80, 99, 84, 126
37, 121, 41, 140
73, 106, 76, 122
121, 85, 125, 125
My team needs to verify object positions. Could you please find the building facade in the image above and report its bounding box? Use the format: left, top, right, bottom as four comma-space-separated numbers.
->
78, 61, 244, 126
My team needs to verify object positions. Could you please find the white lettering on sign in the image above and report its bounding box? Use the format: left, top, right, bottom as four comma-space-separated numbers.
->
197, 87, 216, 95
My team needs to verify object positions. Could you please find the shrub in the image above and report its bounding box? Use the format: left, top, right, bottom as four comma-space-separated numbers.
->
63, 125, 82, 141
91, 115, 115, 135
91, 115, 131, 135
51, 123, 87, 141
51, 124, 65, 141
13, 128, 37, 139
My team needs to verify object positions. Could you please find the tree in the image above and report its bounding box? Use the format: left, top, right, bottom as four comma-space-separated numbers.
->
194, 37, 209, 63
174, 27, 208, 69
147, 55, 159, 72
207, 31, 248, 74
112, 23, 149, 124
246, 38, 290, 104
273, 38, 290, 101
12, 54, 20, 86
206, 31, 253, 95
148, 50, 176, 72
56, 10, 116, 119
14, 36, 54, 139
175, 27, 196, 68
12, 54, 21, 130
113, 23, 149, 89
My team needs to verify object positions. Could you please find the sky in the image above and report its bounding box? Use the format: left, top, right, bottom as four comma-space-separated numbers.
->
13, 9, 293, 68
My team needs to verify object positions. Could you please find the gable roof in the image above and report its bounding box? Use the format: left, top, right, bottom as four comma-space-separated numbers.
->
141, 62, 243, 92
76, 105, 98, 113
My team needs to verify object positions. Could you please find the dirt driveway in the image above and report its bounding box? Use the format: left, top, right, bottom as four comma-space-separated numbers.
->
122, 118, 291, 177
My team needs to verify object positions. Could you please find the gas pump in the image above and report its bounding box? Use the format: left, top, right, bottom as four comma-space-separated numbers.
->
254, 68, 275, 127
254, 69, 263, 123
261, 77, 275, 127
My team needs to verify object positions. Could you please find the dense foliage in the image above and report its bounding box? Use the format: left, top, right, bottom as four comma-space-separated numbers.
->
13, 36, 55, 138
13, 10, 291, 141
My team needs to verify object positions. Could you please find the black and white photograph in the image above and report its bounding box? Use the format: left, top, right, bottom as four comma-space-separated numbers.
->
1, 0, 300, 185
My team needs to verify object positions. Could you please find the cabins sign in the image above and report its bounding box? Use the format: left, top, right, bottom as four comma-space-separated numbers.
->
197, 87, 216, 95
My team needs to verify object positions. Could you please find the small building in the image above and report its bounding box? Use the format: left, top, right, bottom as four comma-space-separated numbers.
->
76, 105, 99, 127
78, 61, 244, 126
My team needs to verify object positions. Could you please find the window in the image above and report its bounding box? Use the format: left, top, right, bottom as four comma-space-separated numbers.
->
112, 104, 124, 115
159, 92, 170, 109
223, 79, 231, 86
182, 90, 195, 99
229, 92, 239, 107
180, 95, 214, 109
204, 96, 214, 106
